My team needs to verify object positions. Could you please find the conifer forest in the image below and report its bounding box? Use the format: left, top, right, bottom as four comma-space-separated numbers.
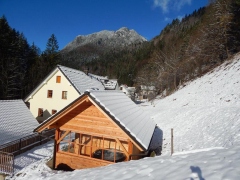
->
0, 0, 240, 100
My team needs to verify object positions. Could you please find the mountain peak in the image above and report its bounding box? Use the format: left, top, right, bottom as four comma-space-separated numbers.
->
62, 27, 147, 52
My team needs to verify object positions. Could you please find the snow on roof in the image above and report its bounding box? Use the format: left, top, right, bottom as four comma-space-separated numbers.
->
0, 100, 39, 145
88, 90, 156, 150
35, 90, 156, 150
88, 73, 118, 90
88, 73, 108, 81
58, 65, 105, 94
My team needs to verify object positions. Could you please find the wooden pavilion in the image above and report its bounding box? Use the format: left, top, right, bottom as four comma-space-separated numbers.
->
34, 90, 156, 170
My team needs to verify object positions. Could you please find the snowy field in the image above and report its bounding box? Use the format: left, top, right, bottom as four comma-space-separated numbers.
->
143, 53, 240, 155
7, 53, 240, 179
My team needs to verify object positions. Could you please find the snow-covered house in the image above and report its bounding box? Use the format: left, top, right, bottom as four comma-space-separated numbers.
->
139, 85, 156, 100
34, 90, 156, 170
119, 85, 136, 99
0, 100, 39, 145
24, 65, 105, 123
88, 73, 119, 90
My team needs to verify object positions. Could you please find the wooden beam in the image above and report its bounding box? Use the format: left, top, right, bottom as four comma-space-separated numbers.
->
47, 124, 58, 129
57, 130, 70, 144
115, 138, 129, 160
88, 97, 144, 151
53, 128, 60, 169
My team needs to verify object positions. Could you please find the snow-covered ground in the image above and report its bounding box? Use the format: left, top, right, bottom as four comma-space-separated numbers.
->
12, 141, 54, 174
10, 145, 240, 180
7, 53, 240, 179
144, 53, 240, 155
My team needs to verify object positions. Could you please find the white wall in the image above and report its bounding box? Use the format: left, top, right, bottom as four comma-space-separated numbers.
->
27, 69, 79, 122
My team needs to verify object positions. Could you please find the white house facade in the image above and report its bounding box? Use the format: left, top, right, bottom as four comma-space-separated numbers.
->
25, 65, 105, 123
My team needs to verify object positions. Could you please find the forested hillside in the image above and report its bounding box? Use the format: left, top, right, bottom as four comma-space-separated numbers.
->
0, 15, 60, 99
86, 0, 240, 95
1, 0, 240, 100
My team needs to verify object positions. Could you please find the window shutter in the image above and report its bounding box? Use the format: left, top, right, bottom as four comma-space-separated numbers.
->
56, 76, 61, 83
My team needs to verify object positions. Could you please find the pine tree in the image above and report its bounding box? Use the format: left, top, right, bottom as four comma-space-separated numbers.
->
44, 34, 60, 68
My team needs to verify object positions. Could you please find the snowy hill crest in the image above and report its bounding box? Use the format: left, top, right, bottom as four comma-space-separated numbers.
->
62, 27, 147, 52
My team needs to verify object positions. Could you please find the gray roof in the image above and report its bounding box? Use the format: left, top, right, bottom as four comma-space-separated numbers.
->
35, 90, 156, 150
0, 100, 39, 145
89, 90, 156, 150
88, 73, 108, 81
58, 65, 105, 94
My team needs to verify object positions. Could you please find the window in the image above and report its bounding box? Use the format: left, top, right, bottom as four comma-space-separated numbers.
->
56, 76, 61, 83
58, 131, 128, 163
52, 109, 57, 115
62, 91, 67, 99
48, 90, 53, 98
38, 108, 43, 117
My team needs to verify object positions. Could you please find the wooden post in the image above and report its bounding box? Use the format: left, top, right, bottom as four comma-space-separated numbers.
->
53, 128, 59, 169
171, 128, 174, 156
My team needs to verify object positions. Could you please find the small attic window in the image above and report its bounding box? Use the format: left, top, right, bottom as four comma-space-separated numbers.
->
48, 90, 53, 98
38, 108, 43, 117
56, 76, 61, 83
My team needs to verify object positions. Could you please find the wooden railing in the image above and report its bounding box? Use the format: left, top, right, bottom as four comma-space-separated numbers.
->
0, 129, 55, 156
0, 151, 14, 176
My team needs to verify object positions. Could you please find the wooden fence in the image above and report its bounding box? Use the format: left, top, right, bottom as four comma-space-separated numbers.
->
0, 151, 14, 176
0, 129, 55, 156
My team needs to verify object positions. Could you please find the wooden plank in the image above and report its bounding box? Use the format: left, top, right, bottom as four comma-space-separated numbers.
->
60, 124, 127, 139
58, 119, 116, 129
59, 127, 128, 142
60, 120, 120, 131
73, 115, 110, 122
115, 138, 129, 160
57, 130, 70, 144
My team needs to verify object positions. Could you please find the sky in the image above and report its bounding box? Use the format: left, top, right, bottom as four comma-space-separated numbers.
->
0, 0, 208, 52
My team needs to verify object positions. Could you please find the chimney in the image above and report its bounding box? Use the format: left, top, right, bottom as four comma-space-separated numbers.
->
83, 67, 89, 75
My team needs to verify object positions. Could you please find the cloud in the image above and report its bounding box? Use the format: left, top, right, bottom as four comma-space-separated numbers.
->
153, 0, 171, 13
174, 0, 192, 11
153, 0, 192, 13
164, 17, 171, 22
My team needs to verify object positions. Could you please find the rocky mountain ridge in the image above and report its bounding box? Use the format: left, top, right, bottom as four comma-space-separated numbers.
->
62, 27, 147, 52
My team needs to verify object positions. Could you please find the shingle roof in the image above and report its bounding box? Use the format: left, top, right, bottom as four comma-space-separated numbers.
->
88, 91, 156, 150
0, 100, 39, 145
58, 65, 105, 94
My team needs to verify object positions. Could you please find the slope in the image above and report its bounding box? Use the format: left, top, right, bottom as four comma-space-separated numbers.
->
144, 53, 240, 155
8, 53, 240, 180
